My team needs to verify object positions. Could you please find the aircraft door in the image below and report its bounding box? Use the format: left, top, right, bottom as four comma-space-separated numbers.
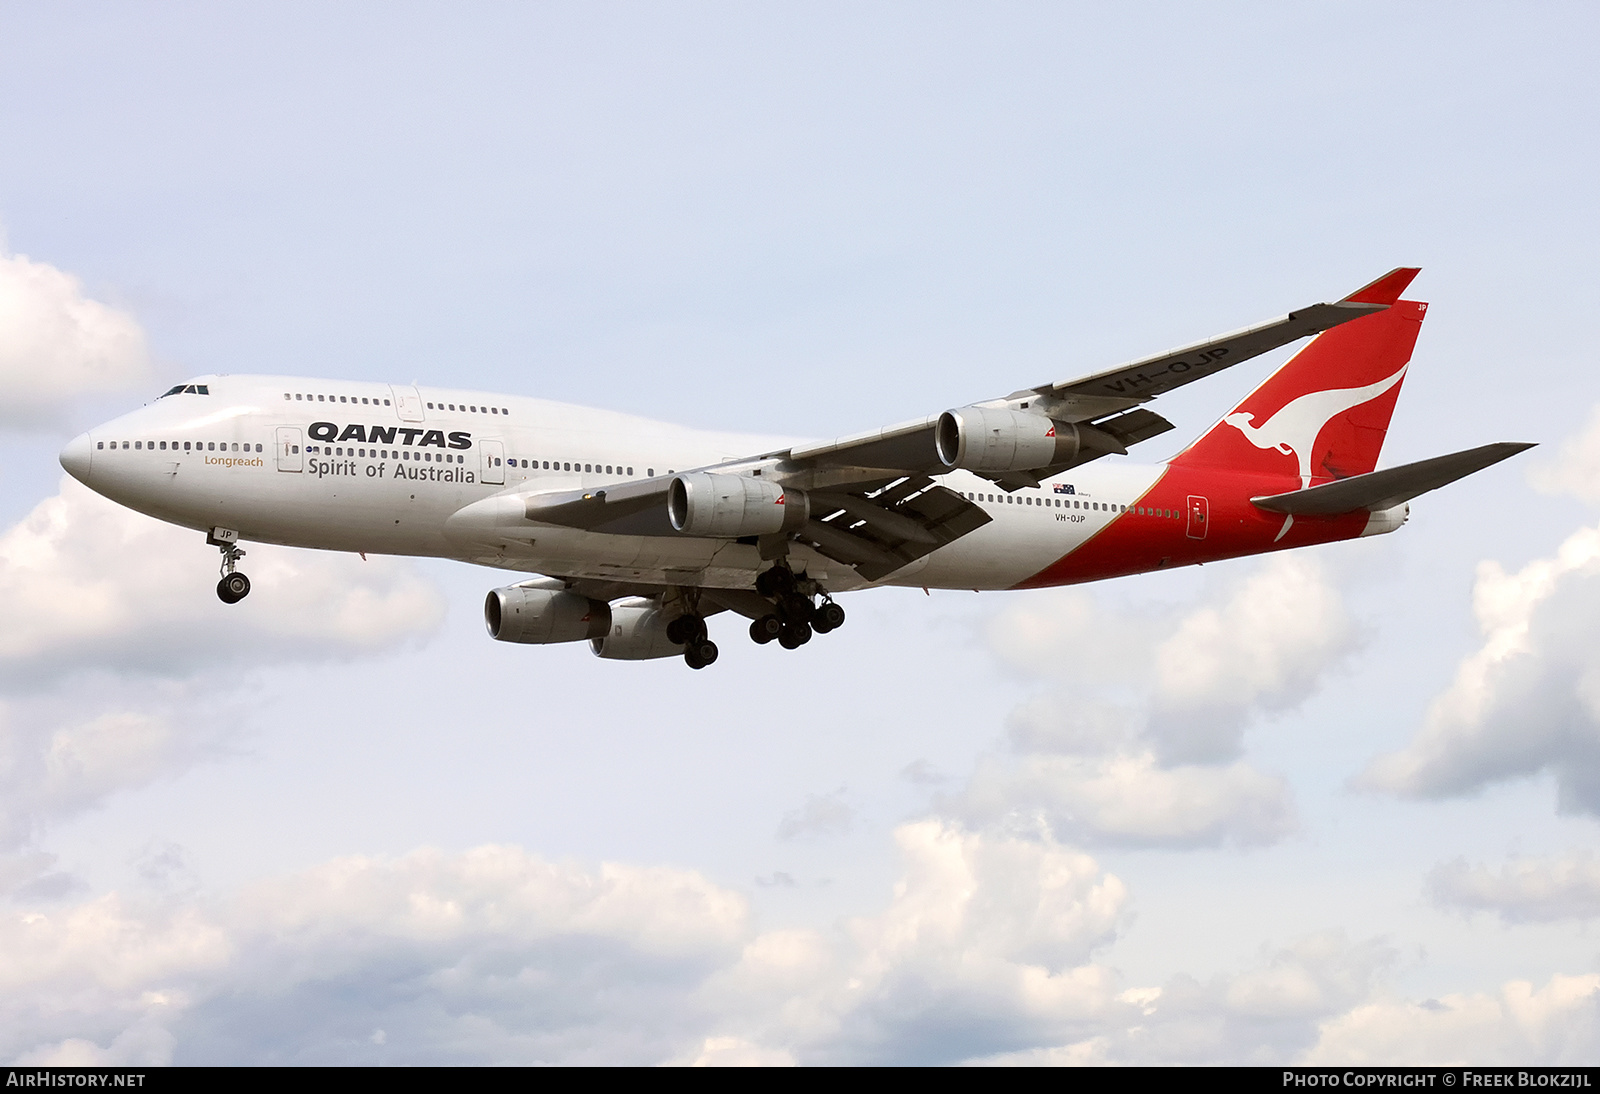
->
276, 427, 303, 472
389, 385, 425, 423
480, 439, 505, 485
1186, 495, 1209, 540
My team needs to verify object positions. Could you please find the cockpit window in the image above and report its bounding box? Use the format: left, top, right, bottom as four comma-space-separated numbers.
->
158, 384, 211, 398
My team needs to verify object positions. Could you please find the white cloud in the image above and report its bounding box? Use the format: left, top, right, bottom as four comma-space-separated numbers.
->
1530, 404, 1600, 505
988, 556, 1355, 762
4, 829, 1595, 1067
1305, 973, 1600, 1066
960, 752, 1295, 848
0, 845, 750, 1066
1358, 519, 1600, 813
965, 555, 1346, 848
0, 244, 153, 428
696, 818, 1128, 1065
1148, 555, 1357, 762
1428, 852, 1600, 924
1092, 931, 1396, 1065
0, 477, 446, 684
0, 478, 448, 886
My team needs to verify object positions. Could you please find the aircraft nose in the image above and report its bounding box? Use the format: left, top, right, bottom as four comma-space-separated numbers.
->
59, 432, 93, 484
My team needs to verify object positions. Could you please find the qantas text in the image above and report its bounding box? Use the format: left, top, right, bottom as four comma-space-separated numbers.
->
307, 422, 471, 449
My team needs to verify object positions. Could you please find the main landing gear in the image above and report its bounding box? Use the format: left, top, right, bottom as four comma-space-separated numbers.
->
210, 528, 251, 604
666, 611, 719, 670
748, 564, 845, 651
665, 566, 845, 670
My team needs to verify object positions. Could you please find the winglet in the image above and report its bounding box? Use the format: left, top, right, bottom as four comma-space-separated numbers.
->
1342, 267, 1422, 306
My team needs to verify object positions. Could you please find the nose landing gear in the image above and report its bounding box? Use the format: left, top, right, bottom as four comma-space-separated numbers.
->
209, 528, 251, 604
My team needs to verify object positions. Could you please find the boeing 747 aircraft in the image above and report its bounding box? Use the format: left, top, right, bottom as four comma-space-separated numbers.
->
59, 268, 1530, 668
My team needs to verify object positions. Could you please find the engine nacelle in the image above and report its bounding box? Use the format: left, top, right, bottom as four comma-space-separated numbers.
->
667, 472, 809, 537
590, 600, 684, 660
935, 408, 1081, 472
484, 586, 611, 644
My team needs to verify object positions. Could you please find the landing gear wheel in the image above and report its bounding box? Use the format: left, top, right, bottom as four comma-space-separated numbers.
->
667, 614, 707, 645
777, 621, 812, 649
684, 639, 719, 669
812, 601, 845, 633
217, 572, 251, 604
749, 615, 781, 645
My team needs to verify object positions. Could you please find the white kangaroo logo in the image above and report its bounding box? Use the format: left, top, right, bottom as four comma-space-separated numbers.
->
1223, 364, 1407, 542
1223, 364, 1408, 485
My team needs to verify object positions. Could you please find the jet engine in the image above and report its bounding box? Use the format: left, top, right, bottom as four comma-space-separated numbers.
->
590, 600, 685, 660
667, 472, 809, 538
484, 585, 611, 644
935, 408, 1083, 472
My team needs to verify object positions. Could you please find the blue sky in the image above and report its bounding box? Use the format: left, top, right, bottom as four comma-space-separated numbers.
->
0, 1, 1597, 1064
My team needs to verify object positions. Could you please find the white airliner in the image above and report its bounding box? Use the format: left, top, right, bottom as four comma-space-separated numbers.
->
60, 268, 1529, 668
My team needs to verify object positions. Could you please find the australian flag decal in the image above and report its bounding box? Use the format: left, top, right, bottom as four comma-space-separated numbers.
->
1053, 483, 1075, 495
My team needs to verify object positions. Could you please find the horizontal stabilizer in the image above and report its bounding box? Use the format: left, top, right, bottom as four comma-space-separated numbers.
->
1251, 442, 1535, 515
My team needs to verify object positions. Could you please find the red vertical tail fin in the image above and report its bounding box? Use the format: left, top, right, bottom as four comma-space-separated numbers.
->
1171, 270, 1427, 486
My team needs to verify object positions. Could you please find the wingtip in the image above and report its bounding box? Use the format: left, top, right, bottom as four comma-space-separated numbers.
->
1342, 267, 1422, 306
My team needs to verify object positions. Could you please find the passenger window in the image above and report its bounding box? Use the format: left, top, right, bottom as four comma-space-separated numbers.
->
648, 468, 655, 477
585, 464, 592, 473
627, 466, 633, 475
340, 396, 347, 403
123, 441, 129, 450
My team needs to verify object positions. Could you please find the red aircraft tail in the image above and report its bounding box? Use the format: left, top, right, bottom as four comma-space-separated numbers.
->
1170, 268, 1427, 486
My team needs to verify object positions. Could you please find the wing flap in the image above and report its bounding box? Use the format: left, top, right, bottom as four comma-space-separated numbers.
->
798, 478, 992, 582
1251, 442, 1534, 515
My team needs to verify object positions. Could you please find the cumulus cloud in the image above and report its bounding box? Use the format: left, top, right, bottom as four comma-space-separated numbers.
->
3, 829, 1595, 1067
694, 818, 1129, 1065
1094, 931, 1396, 1065
0, 477, 446, 685
960, 752, 1295, 848
0, 825, 1131, 1066
0, 244, 153, 428
1530, 404, 1600, 505
1, 845, 749, 1066
1358, 519, 1600, 813
963, 555, 1350, 847
1305, 973, 1600, 1066
0, 478, 448, 890
1147, 556, 1357, 762
1428, 852, 1600, 924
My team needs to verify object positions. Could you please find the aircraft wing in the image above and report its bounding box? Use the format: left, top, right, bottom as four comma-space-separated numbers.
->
459, 269, 1420, 584
776, 268, 1417, 490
